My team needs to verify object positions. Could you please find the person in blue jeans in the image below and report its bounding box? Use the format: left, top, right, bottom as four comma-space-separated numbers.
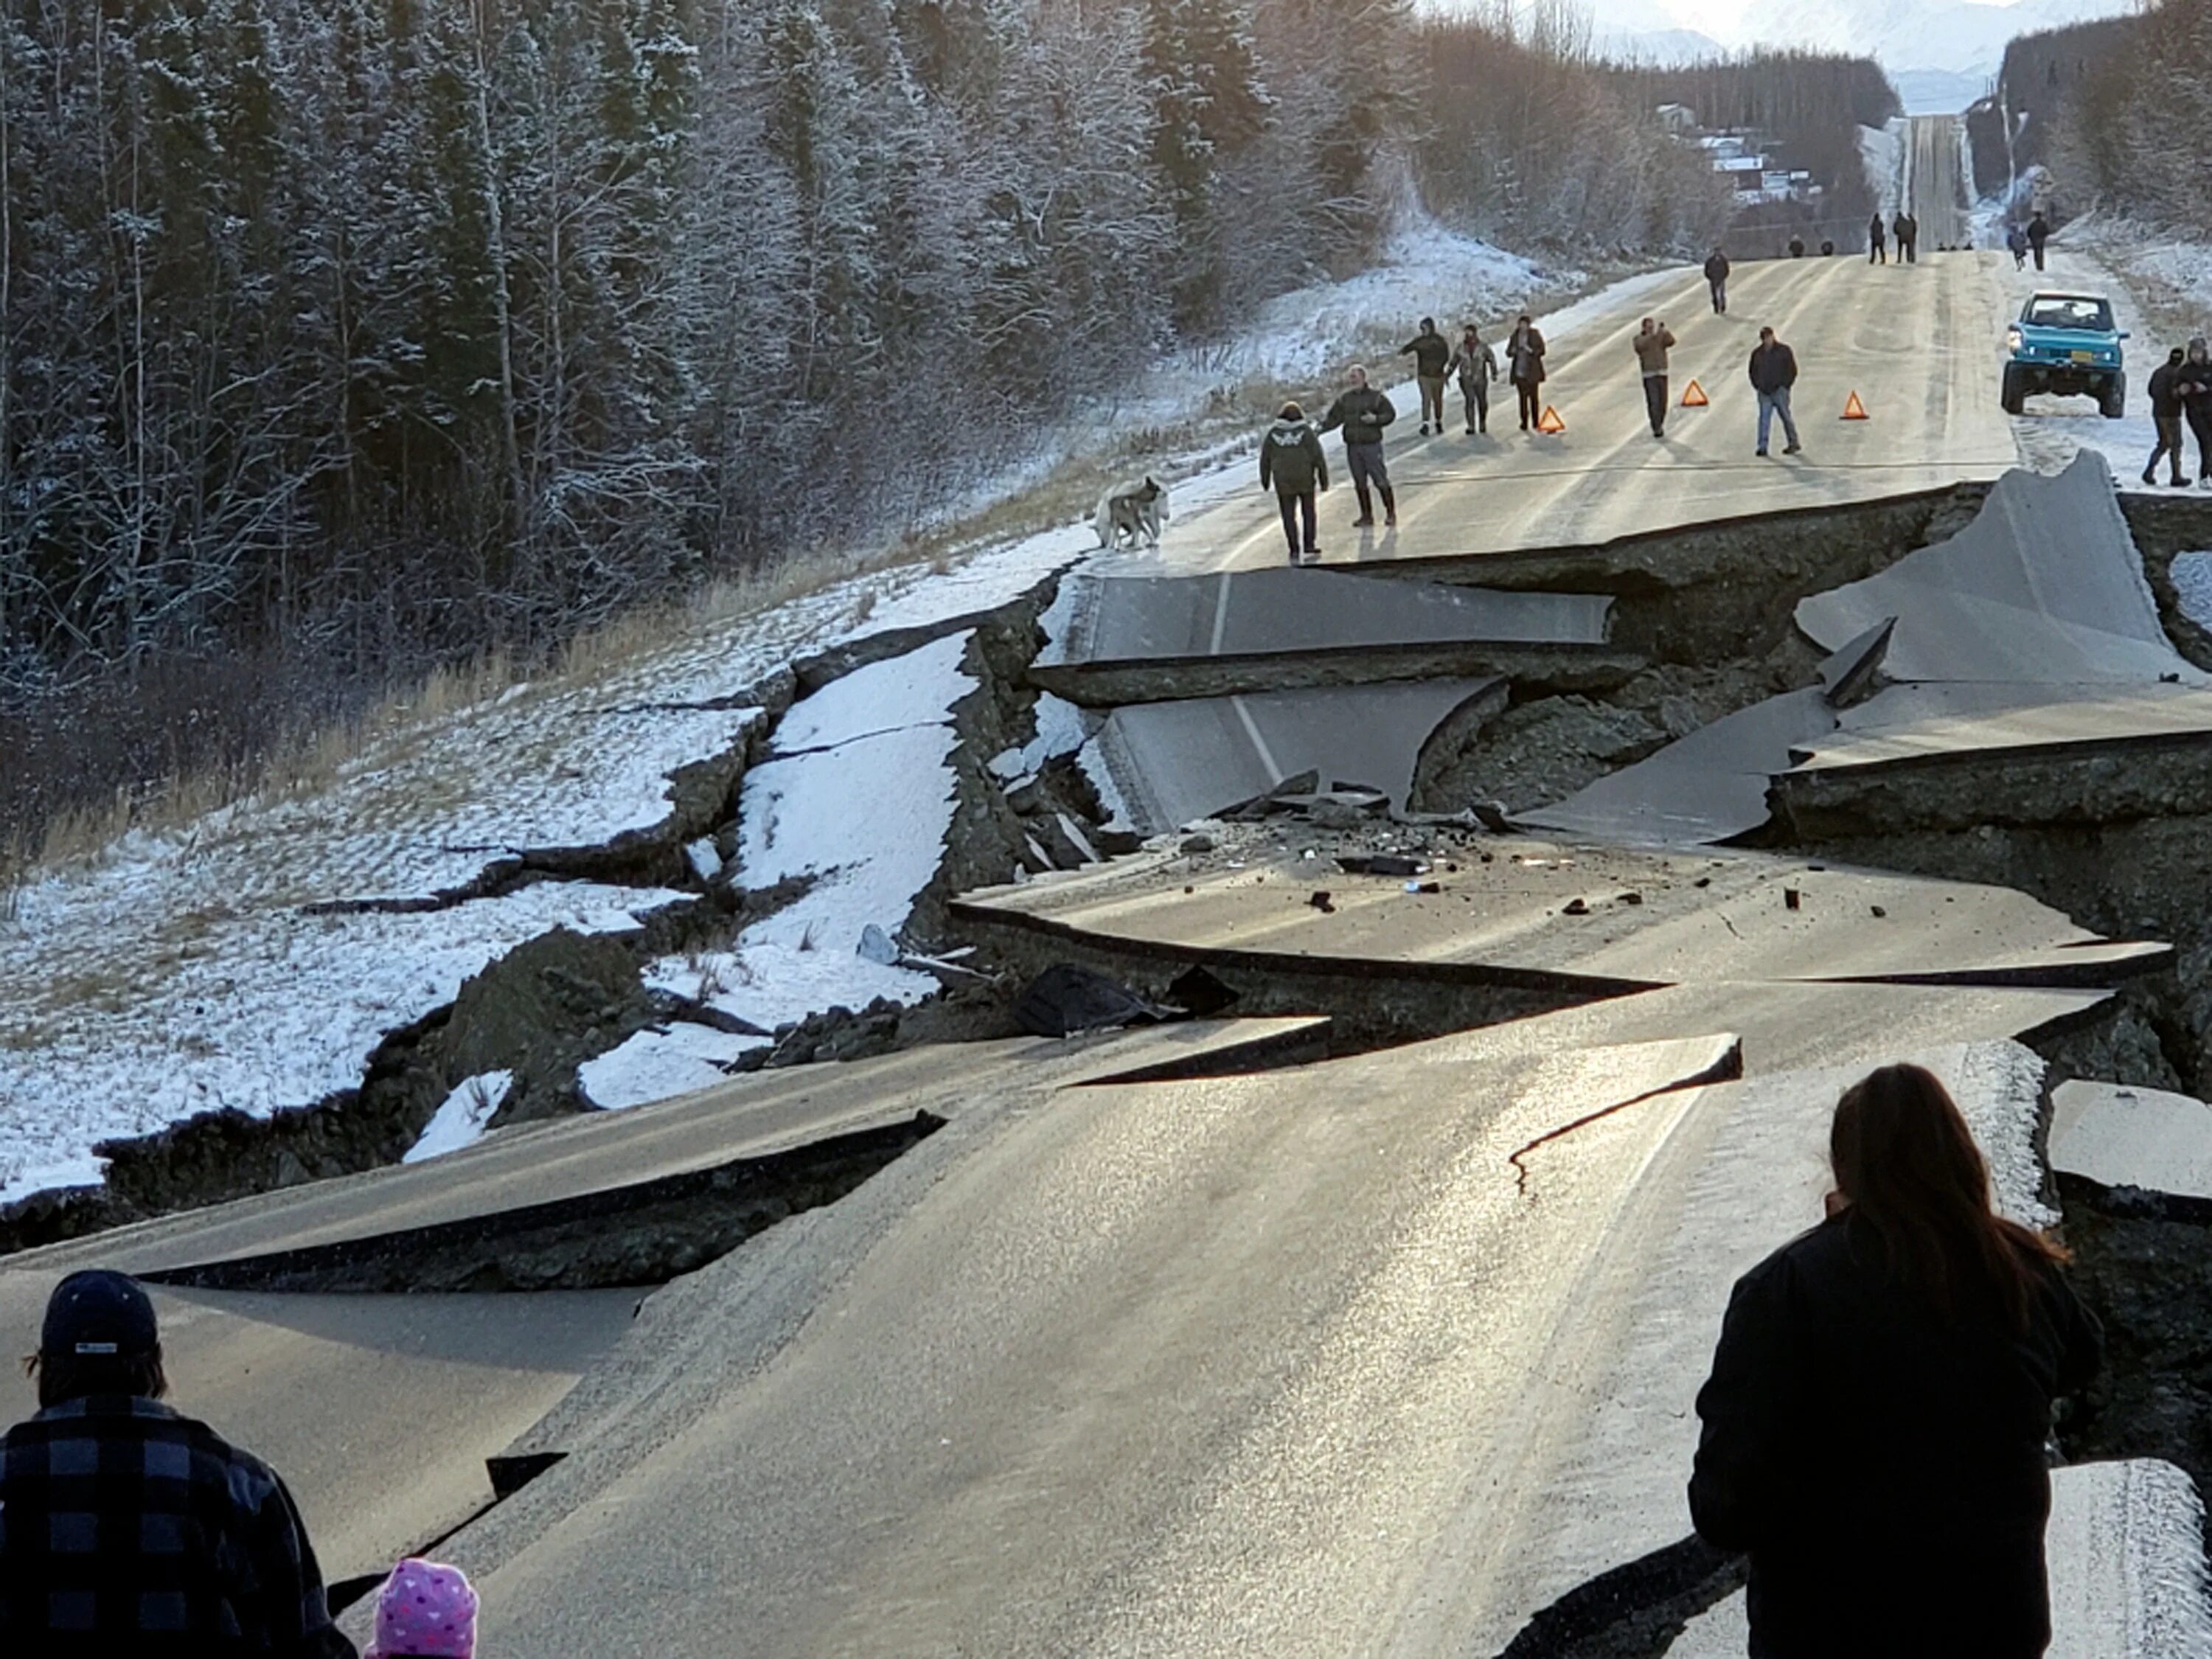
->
1748, 326, 1802, 457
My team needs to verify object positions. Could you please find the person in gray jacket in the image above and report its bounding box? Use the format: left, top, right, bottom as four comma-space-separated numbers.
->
1258, 401, 1329, 563
1318, 366, 1397, 527
1448, 324, 1498, 435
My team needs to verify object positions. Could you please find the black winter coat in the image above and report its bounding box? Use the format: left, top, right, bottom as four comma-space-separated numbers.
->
1400, 330, 1453, 377
1705, 253, 1731, 282
1506, 326, 1547, 386
1747, 342, 1798, 394
2028, 215, 2051, 247
1690, 1212, 2103, 1659
1318, 386, 1396, 447
1259, 418, 1328, 495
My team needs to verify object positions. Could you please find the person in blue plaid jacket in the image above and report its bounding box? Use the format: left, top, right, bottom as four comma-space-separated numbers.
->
1, 1270, 357, 1654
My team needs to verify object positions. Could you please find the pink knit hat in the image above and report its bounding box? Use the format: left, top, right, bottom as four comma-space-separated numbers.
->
365, 1558, 478, 1659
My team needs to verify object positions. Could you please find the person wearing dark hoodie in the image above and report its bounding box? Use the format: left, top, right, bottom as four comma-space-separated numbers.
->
2146, 346, 2190, 488
1317, 365, 1397, 528
1690, 1063, 2101, 1659
1868, 212, 1887, 265
2180, 336, 2212, 487
1703, 248, 1731, 313
1448, 324, 1498, 435
2027, 212, 2051, 270
1258, 400, 1329, 563
1398, 317, 1453, 436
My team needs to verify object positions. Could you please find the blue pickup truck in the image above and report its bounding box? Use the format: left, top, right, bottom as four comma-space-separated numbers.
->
2001, 291, 2128, 419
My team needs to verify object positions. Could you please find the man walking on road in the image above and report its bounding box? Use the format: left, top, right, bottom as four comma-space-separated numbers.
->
0, 1271, 358, 1655
1318, 365, 1397, 528
2180, 337, 2212, 487
1399, 317, 1453, 437
1450, 324, 1498, 435
1704, 248, 1731, 313
1635, 317, 1677, 440
2146, 347, 2190, 488
2007, 223, 2030, 269
1868, 213, 1887, 265
2027, 212, 2051, 271
1749, 326, 1802, 458
1506, 314, 1547, 432
1259, 400, 1328, 563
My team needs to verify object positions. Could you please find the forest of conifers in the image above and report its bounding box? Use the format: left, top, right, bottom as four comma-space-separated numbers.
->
0, 0, 1838, 838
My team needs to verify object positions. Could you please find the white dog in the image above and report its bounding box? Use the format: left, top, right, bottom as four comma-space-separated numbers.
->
1094, 475, 1169, 550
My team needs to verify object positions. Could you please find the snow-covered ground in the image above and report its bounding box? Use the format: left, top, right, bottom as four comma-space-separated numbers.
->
1860, 120, 1905, 222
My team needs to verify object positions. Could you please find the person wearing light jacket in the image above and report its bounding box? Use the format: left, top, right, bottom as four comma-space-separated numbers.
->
1449, 324, 1499, 435
1634, 316, 1677, 439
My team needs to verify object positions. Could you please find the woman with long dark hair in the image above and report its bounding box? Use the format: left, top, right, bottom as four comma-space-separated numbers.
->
1688, 1063, 2104, 1658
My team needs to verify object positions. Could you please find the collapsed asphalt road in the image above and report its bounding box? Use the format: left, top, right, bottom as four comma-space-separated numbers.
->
8, 257, 2212, 1651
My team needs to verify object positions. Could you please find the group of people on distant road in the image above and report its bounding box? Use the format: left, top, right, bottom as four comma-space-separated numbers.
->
2145, 337, 2212, 488
1872, 212, 1921, 264
1257, 296, 1810, 562
2006, 215, 2052, 271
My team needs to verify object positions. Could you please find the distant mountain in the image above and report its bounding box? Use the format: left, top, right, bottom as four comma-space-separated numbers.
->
1891, 68, 1992, 115
1738, 0, 2138, 74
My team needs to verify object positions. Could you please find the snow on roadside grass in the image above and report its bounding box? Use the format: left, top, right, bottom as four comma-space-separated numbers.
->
1236, 219, 1557, 386
636, 635, 978, 1063
0, 882, 687, 1203
406, 1071, 515, 1163
579, 1026, 763, 1112
0, 538, 1074, 1203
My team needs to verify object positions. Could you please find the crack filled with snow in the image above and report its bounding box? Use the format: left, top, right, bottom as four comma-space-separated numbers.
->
405, 1071, 515, 1163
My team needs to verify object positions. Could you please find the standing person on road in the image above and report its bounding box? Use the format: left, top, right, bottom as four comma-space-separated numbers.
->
1634, 317, 1677, 440
2027, 212, 2051, 271
1704, 248, 1731, 313
1318, 366, 1397, 529
0, 1271, 358, 1655
1259, 400, 1329, 563
1748, 325, 1801, 458
1506, 313, 1547, 432
1399, 317, 1453, 437
1449, 324, 1498, 436
2146, 347, 2190, 489
1892, 212, 1910, 265
1690, 1062, 2103, 1659
1868, 213, 1887, 265
2006, 223, 2030, 269
2179, 337, 2212, 487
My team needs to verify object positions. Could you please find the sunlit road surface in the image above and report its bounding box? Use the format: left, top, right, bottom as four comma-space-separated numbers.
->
1147, 250, 2023, 571
1904, 114, 1968, 251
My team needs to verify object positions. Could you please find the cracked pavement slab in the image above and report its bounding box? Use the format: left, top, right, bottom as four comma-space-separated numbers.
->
955, 835, 2168, 992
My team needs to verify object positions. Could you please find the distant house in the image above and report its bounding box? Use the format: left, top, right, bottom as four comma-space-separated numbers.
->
1667, 116, 1822, 206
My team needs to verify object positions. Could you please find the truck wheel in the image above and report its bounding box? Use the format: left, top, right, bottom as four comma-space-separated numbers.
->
2001, 365, 2027, 417
2099, 375, 2126, 420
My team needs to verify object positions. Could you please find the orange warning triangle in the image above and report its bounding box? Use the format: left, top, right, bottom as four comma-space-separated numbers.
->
1680, 379, 1708, 408
1535, 405, 1567, 434
1842, 390, 1869, 420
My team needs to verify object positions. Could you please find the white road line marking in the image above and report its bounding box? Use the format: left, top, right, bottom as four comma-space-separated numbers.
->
1231, 695, 1284, 784
1209, 571, 1234, 655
